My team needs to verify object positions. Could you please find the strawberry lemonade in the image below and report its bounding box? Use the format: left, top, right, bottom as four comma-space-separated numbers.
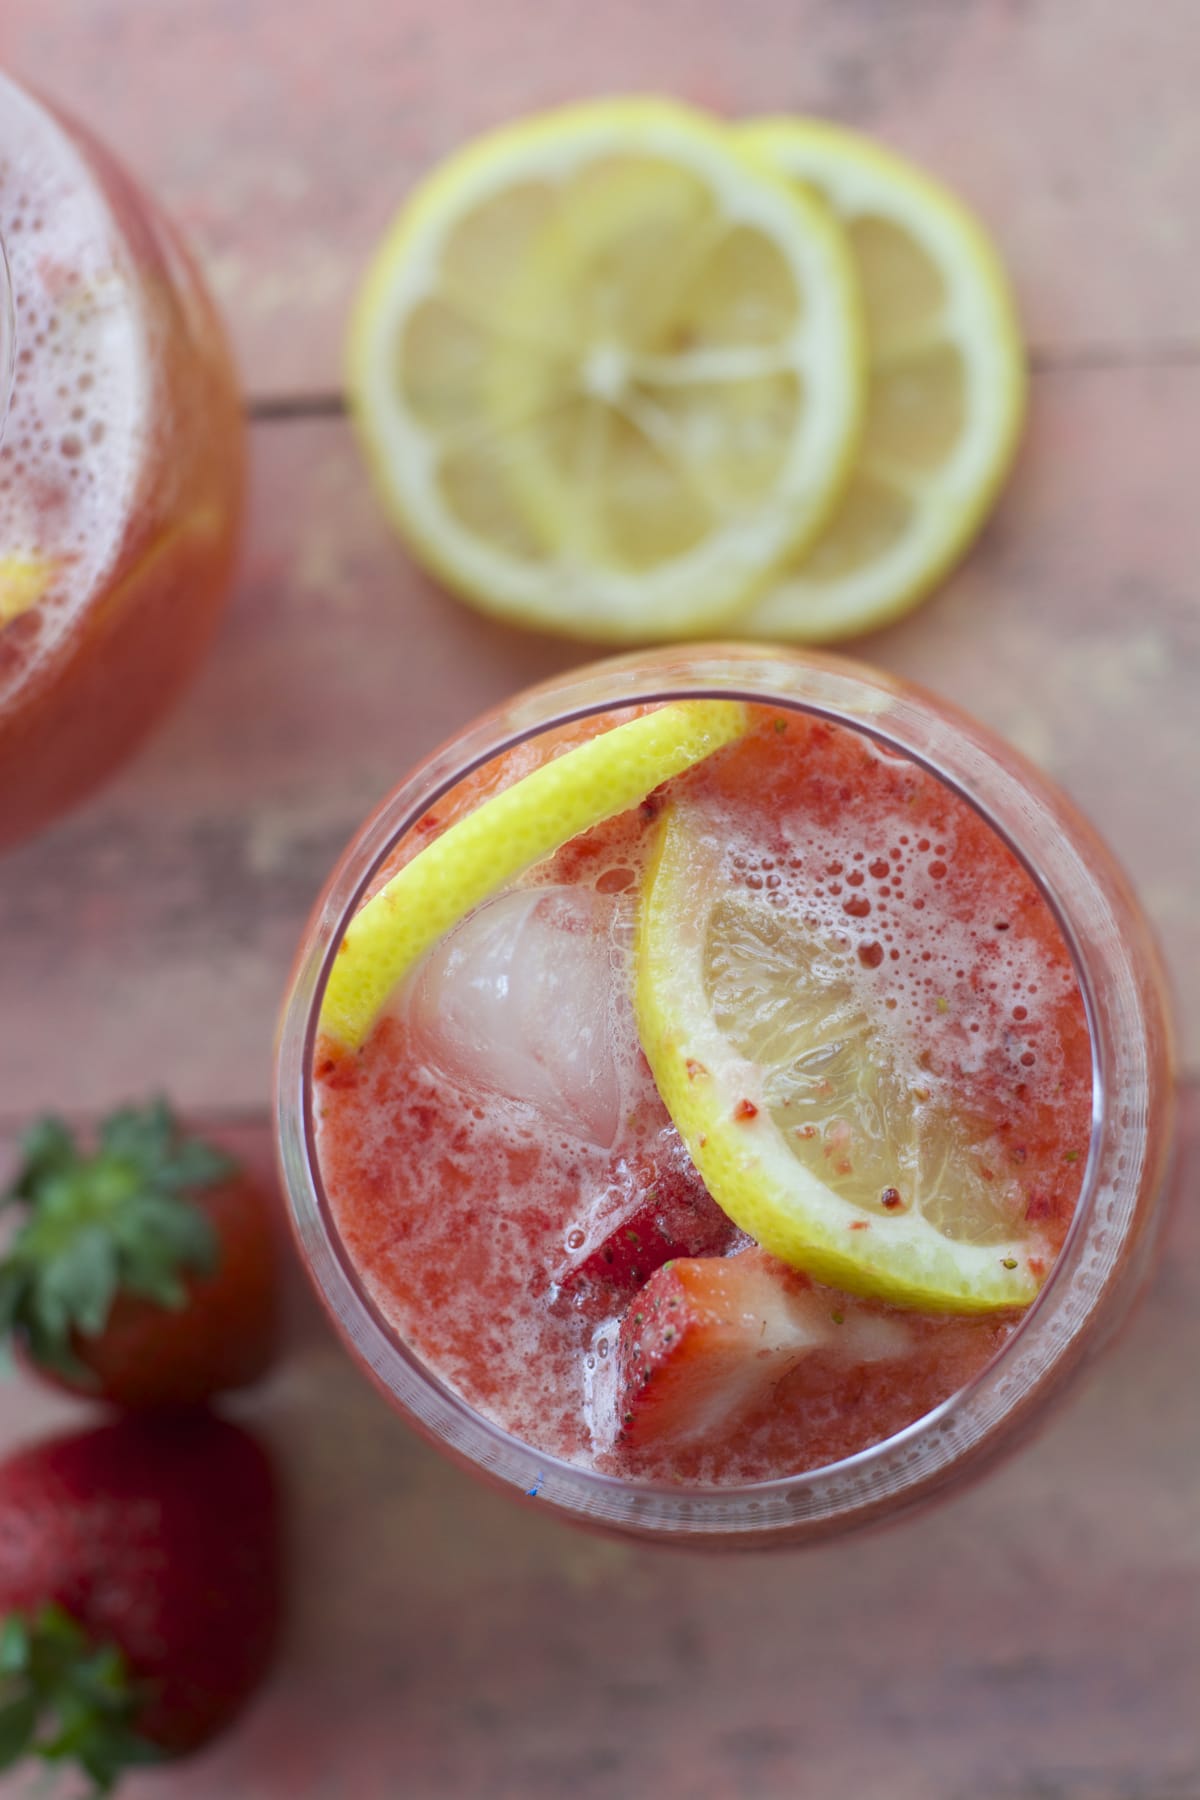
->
277, 649, 1173, 1543
0, 73, 242, 848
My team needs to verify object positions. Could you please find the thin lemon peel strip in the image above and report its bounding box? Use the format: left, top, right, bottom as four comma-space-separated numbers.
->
320, 699, 748, 1051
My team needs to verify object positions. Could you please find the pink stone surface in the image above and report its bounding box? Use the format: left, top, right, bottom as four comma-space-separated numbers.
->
1, 3, 1197, 1794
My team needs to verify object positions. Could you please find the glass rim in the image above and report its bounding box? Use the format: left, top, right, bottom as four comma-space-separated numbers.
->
275, 644, 1170, 1542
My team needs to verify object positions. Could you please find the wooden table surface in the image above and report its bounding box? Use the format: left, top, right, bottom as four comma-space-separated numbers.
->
2, 5, 1198, 1796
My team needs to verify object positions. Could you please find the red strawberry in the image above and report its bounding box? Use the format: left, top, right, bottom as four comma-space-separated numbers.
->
0, 1412, 283, 1788
555, 1126, 738, 1300
615, 1248, 903, 1448
0, 1099, 280, 1409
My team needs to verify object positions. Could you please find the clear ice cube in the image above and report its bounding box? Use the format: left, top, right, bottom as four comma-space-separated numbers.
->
404, 885, 635, 1148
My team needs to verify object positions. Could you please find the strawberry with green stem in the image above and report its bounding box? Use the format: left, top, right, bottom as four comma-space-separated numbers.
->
0, 1605, 161, 1792
0, 1099, 279, 1408
0, 1412, 282, 1792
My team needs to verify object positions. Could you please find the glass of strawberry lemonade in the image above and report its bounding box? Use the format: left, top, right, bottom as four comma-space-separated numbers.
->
0, 73, 243, 849
275, 647, 1173, 1546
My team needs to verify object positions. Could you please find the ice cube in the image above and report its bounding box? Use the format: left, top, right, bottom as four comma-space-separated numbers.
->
404, 885, 635, 1147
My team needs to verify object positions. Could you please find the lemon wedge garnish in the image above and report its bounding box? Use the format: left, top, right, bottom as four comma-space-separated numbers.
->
736, 118, 1026, 641
635, 800, 1047, 1312
0, 554, 53, 627
347, 98, 864, 643
319, 700, 747, 1051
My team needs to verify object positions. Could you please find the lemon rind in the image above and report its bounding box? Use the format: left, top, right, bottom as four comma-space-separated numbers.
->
735, 116, 1027, 643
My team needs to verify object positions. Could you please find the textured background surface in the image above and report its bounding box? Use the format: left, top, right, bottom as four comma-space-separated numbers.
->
1, 3, 1197, 1795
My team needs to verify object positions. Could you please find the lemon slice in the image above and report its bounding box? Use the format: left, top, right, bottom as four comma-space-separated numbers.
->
347, 98, 865, 643
0, 554, 53, 627
635, 802, 1047, 1312
734, 118, 1026, 642
320, 699, 747, 1051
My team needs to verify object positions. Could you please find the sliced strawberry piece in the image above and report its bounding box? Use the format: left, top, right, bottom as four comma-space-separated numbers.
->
556, 1127, 737, 1300
615, 1248, 841, 1448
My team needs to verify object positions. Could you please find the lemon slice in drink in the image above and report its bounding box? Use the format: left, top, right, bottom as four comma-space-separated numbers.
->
319, 699, 747, 1051
0, 554, 53, 626
735, 118, 1026, 642
347, 98, 864, 643
635, 802, 1046, 1312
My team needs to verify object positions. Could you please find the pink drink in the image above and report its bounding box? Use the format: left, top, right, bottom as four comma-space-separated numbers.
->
0, 74, 242, 848
277, 649, 1174, 1544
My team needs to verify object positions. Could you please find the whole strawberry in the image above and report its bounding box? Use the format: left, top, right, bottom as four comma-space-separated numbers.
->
0, 1412, 283, 1790
0, 1099, 279, 1408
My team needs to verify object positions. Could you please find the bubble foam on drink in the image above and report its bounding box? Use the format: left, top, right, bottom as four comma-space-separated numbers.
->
0, 76, 146, 701
699, 739, 1084, 1137
313, 708, 1092, 1483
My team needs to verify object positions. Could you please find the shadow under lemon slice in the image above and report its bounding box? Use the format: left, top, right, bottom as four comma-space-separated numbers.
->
734, 117, 1027, 643
318, 699, 748, 1053
635, 800, 1048, 1312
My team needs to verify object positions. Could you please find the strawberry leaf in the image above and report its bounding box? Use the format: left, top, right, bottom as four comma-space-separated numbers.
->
3, 1119, 75, 1203
0, 1100, 235, 1376
0, 1693, 36, 1769
38, 1229, 119, 1338
0, 1605, 161, 1795
0, 1618, 29, 1675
